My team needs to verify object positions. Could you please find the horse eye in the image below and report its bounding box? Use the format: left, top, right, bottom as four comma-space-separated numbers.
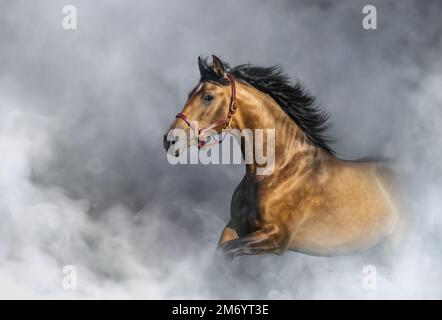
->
203, 94, 214, 105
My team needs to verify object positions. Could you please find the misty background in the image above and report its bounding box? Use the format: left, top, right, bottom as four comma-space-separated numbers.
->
0, 0, 441, 298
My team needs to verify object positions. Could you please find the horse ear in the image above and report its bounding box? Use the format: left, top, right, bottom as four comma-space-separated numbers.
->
212, 55, 225, 77
198, 56, 205, 76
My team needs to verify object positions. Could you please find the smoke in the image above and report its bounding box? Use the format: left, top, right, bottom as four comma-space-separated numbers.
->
0, 0, 441, 298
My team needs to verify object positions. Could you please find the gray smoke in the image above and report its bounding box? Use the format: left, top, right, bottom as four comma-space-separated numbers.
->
0, 0, 441, 298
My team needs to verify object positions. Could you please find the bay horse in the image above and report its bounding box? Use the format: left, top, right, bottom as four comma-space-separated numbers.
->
164, 55, 402, 260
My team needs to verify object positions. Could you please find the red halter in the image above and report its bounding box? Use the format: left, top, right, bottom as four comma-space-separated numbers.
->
176, 74, 237, 148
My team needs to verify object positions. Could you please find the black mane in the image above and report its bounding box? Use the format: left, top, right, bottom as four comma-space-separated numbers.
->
198, 57, 335, 155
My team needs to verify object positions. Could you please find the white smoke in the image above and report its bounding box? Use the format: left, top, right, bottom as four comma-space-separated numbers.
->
0, 0, 441, 299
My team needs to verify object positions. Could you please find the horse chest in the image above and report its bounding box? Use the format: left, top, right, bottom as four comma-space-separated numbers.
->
231, 177, 260, 233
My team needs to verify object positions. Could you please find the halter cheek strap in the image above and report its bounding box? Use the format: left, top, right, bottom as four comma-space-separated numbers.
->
176, 74, 237, 148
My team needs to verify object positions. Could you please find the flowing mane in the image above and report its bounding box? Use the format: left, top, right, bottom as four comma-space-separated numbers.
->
198, 57, 335, 155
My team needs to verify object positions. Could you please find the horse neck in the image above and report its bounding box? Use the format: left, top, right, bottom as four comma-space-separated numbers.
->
231, 82, 329, 179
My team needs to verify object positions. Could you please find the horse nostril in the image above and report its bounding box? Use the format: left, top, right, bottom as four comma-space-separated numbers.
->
163, 134, 171, 150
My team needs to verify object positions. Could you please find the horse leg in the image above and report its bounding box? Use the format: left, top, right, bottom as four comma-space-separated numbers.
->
216, 220, 239, 248
218, 224, 285, 259
213, 221, 240, 265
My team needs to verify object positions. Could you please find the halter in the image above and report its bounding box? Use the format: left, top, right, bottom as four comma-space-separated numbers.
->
175, 74, 237, 149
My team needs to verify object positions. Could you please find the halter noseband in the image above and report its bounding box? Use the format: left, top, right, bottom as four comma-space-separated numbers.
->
175, 74, 237, 148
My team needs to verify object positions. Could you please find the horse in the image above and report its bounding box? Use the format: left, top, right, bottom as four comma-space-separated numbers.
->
164, 55, 403, 260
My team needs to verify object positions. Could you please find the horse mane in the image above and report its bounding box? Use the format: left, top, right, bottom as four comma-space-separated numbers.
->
198, 57, 335, 155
